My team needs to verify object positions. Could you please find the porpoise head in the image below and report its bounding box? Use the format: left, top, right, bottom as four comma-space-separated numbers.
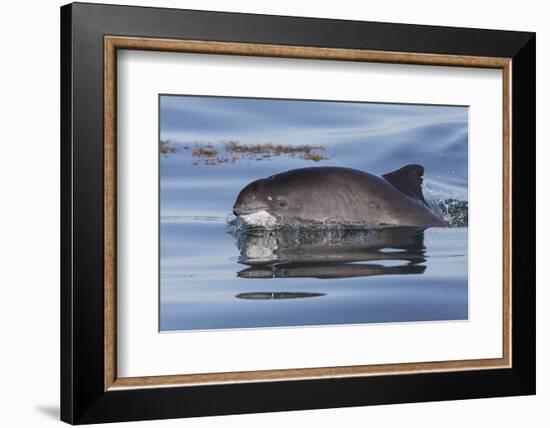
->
233, 175, 299, 219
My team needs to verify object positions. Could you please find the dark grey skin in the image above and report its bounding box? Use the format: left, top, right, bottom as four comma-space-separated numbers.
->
233, 165, 446, 227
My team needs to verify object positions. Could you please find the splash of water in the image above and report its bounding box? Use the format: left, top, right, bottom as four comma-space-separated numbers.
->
435, 199, 468, 227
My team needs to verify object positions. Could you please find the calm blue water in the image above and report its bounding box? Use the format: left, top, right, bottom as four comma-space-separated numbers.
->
159, 96, 468, 331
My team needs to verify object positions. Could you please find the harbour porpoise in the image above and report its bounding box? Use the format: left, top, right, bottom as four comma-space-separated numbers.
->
232, 165, 446, 228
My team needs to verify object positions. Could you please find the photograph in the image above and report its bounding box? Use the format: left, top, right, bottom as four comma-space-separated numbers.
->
159, 95, 469, 331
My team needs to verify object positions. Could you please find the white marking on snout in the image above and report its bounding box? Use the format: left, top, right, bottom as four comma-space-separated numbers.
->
240, 210, 278, 228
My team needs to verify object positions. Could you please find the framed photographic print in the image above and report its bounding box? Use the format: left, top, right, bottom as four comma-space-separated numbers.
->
60, 2, 536, 424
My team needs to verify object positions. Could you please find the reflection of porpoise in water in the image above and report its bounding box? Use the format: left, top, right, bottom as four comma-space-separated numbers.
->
238, 263, 426, 280
236, 292, 325, 299
234, 226, 426, 265
232, 226, 427, 280
233, 165, 446, 228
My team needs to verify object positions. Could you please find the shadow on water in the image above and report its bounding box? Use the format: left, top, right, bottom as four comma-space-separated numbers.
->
230, 226, 427, 280
236, 291, 326, 300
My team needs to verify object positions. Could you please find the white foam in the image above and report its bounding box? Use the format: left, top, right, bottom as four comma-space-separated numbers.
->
239, 210, 278, 228
242, 236, 278, 262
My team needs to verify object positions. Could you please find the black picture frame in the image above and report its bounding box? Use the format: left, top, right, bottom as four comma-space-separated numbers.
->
61, 2, 535, 424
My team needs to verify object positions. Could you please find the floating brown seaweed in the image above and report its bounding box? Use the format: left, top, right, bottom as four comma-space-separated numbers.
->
192, 147, 218, 158
302, 153, 330, 162
224, 141, 325, 156
159, 139, 176, 154
161, 140, 331, 165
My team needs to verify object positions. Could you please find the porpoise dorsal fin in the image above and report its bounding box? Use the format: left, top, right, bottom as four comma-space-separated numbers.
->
382, 164, 427, 205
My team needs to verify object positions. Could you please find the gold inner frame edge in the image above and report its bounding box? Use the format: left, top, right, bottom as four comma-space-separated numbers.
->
104, 36, 512, 391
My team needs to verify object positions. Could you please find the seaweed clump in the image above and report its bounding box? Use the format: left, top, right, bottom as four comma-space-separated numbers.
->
160, 140, 177, 154
162, 140, 331, 165
224, 141, 325, 156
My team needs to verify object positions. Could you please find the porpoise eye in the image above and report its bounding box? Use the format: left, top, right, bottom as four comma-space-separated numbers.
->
277, 199, 287, 207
